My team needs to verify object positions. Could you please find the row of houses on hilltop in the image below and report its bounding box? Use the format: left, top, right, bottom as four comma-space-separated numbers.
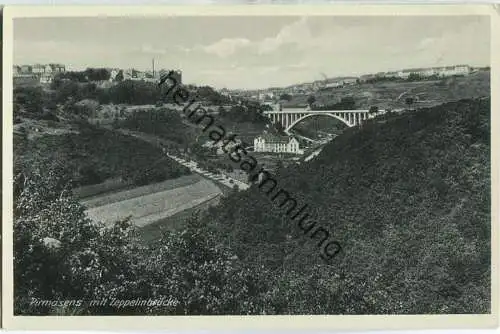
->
13, 64, 66, 76
273, 77, 359, 95
322, 77, 359, 89
13, 63, 182, 86
361, 64, 472, 81
253, 64, 474, 97
107, 69, 182, 83
13, 64, 67, 84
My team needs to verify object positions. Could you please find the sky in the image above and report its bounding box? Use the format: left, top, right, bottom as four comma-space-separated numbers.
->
14, 15, 490, 90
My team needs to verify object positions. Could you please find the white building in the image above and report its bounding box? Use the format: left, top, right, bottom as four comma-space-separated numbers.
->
396, 64, 471, 79
32, 64, 46, 74
259, 92, 274, 101
254, 134, 303, 154
14, 63, 65, 77
123, 69, 134, 80
342, 77, 358, 85
109, 69, 119, 82
39, 73, 53, 84
453, 64, 471, 75
325, 82, 343, 89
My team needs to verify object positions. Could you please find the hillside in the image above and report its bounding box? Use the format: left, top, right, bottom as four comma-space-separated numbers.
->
200, 97, 490, 314
283, 70, 490, 110
13, 98, 490, 315
14, 120, 191, 189
13, 75, 490, 315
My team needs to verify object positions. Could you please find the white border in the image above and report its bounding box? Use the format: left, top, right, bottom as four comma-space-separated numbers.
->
2, 4, 499, 330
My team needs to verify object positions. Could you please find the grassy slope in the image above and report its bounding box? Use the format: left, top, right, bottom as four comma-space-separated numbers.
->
80, 174, 202, 208
85, 178, 222, 227
204, 98, 490, 314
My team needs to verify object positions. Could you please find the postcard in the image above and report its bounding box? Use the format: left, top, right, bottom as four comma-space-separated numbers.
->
2, 4, 498, 330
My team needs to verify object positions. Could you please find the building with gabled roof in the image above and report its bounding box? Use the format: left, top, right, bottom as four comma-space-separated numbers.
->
49, 63, 66, 73
254, 134, 303, 154
32, 64, 46, 74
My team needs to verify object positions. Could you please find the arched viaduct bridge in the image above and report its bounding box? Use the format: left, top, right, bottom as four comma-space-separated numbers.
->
263, 109, 380, 134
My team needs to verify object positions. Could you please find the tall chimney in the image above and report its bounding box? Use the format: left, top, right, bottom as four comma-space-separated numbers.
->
152, 58, 155, 77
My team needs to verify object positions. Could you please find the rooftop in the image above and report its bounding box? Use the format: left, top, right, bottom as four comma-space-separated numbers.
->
257, 134, 296, 144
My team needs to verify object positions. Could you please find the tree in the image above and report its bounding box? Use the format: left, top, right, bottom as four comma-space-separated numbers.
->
142, 215, 262, 315
14, 86, 44, 114
56, 71, 87, 83
280, 93, 292, 101
84, 68, 111, 82
217, 106, 226, 116
13, 154, 147, 315
115, 70, 124, 82
405, 97, 415, 109
369, 106, 379, 114
54, 81, 82, 103
274, 122, 286, 135
339, 96, 356, 110
260, 104, 273, 112
275, 160, 285, 175
106, 80, 160, 105
307, 95, 316, 107
224, 105, 267, 124
407, 73, 422, 82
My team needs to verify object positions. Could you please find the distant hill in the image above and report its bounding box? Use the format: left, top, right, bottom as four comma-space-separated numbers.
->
282, 70, 490, 110
201, 97, 490, 314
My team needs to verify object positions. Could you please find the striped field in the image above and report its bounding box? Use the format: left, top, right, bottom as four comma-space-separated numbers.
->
84, 176, 222, 228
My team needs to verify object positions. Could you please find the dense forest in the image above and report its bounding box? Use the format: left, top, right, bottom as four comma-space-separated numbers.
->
14, 78, 232, 116
14, 97, 490, 315
116, 103, 271, 165
312, 96, 357, 110
117, 108, 196, 146
14, 122, 190, 188
202, 97, 490, 313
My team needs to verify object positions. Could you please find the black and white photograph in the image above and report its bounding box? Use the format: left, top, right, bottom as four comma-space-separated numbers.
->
2, 4, 497, 330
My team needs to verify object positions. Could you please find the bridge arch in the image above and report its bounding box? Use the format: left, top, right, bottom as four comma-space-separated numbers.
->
285, 112, 351, 134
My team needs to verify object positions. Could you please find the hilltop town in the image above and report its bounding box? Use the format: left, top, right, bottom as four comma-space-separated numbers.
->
14, 63, 182, 87
13, 61, 490, 159
223, 64, 487, 106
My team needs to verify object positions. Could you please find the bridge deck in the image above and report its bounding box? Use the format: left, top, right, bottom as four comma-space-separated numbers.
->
264, 109, 370, 114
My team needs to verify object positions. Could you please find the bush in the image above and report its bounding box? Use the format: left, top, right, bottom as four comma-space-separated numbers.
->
24, 123, 190, 187
14, 158, 265, 315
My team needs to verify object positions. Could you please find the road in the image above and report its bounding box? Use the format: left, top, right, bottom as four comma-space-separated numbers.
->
117, 128, 250, 191
163, 151, 250, 191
